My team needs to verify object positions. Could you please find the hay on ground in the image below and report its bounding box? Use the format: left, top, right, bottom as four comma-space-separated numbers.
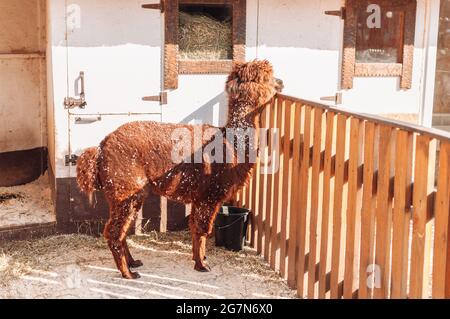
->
0, 231, 282, 288
0, 235, 105, 287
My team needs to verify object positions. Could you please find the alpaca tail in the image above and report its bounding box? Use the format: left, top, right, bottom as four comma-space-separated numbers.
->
76, 147, 101, 205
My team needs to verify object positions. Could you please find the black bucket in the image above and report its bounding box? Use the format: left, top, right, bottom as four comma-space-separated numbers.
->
214, 206, 250, 251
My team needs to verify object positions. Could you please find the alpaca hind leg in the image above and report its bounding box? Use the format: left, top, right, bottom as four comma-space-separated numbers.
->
104, 194, 143, 279
123, 191, 145, 269
124, 240, 143, 268
104, 216, 139, 279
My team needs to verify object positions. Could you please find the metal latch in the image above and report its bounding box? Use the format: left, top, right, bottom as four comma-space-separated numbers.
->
320, 92, 343, 105
65, 154, 79, 166
142, 91, 168, 105
75, 115, 102, 124
142, 1, 165, 13
324, 7, 346, 19
64, 71, 87, 109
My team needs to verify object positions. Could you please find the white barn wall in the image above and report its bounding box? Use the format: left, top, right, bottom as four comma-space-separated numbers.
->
253, 0, 343, 101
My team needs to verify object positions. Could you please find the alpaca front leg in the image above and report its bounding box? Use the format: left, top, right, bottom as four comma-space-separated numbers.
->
192, 231, 210, 272
189, 213, 209, 271
190, 203, 220, 272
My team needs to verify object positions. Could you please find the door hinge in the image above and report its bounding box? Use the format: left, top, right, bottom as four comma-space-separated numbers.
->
65, 154, 79, 166
142, 91, 168, 105
142, 1, 164, 13
324, 7, 346, 19
320, 92, 343, 105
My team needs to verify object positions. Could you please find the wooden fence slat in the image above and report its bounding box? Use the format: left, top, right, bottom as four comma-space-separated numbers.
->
423, 139, 437, 299
270, 98, 285, 270
256, 107, 268, 255
246, 174, 253, 244
249, 111, 262, 248
296, 105, 312, 298
409, 135, 432, 299
249, 158, 257, 247
307, 108, 324, 298
373, 126, 395, 299
330, 114, 347, 299
358, 122, 377, 299
441, 142, 450, 298
343, 118, 363, 299
433, 142, 450, 298
318, 112, 335, 298
287, 103, 302, 288
263, 99, 277, 262
237, 189, 243, 207
391, 130, 413, 299
279, 100, 294, 278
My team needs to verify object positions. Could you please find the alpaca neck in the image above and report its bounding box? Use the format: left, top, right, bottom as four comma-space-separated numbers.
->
225, 100, 259, 129
223, 99, 261, 168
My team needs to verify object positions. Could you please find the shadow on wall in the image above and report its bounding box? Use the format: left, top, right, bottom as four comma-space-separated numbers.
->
180, 92, 228, 126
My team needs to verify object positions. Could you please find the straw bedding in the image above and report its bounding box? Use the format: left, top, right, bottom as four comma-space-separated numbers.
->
1, 232, 296, 299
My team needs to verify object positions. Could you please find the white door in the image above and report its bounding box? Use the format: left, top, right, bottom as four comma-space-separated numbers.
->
65, 1, 162, 174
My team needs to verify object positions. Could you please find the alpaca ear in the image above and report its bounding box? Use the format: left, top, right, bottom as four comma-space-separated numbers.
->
226, 78, 240, 96
231, 61, 244, 74
232, 61, 244, 69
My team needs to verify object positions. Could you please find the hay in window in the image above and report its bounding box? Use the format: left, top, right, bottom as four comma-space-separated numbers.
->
179, 7, 232, 60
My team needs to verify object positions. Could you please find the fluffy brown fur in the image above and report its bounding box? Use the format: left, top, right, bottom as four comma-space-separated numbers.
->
76, 60, 283, 279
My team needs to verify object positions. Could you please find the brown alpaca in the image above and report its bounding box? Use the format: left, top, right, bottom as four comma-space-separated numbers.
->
76, 60, 283, 279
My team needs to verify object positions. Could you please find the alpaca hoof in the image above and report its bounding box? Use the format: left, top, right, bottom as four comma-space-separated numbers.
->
193, 256, 206, 261
129, 260, 144, 268
123, 271, 141, 279
194, 263, 211, 272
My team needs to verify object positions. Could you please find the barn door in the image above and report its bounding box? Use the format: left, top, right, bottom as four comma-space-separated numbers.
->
65, 0, 163, 172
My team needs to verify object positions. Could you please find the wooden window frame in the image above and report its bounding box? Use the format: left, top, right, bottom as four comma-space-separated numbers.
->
164, 0, 246, 90
342, 0, 417, 90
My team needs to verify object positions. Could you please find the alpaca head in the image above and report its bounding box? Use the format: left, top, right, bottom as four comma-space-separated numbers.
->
225, 60, 284, 110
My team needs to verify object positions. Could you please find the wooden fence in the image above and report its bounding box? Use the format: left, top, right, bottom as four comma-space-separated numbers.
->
235, 94, 450, 299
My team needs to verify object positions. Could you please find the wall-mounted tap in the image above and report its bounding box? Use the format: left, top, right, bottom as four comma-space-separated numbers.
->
64, 71, 87, 109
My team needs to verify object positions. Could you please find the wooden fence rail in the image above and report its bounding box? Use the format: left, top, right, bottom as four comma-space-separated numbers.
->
235, 94, 450, 299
